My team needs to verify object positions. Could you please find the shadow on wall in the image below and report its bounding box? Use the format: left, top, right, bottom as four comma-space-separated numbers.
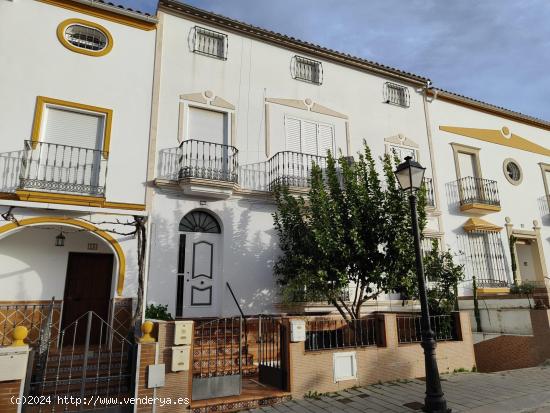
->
147, 188, 281, 317
444, 181, 462, 214
0, 150, 24, 193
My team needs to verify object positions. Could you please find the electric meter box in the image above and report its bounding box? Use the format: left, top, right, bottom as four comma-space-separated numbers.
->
171, 346, 190, 372
0, 346, 29, 381
290, 319, 306, 342
174, 321, 193, 345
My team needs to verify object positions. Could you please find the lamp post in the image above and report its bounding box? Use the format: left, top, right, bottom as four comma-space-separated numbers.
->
394, 156, 449, 413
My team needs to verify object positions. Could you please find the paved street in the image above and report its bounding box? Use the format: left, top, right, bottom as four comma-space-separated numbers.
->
248, 366, 550, 413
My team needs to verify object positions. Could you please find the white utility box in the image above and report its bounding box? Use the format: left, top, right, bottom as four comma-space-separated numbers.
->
174, 321, 193, 345
147, 364, 165, 388
0, 346, 29, 381
290, 319, 306, 342
171, 346, 190, 372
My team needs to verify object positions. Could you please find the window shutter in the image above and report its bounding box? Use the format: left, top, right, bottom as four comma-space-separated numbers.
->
44, 107, 103, 150
300, 120, 318, 156
188, 107, 226, 145
317, 124, 334, 156
285, 117, 301, 152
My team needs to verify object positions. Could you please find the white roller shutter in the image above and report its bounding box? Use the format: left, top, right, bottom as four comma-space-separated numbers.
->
285, 116, 334, 156
285, 117, 301, 153
43, 107, 104, 150
188, 107, 226, 145
301, 120, 318, 155
318, 124, 334, 156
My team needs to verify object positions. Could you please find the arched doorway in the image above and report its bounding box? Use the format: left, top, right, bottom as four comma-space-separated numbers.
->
175, 210, 222, 318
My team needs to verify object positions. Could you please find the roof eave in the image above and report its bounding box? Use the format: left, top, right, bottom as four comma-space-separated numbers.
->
70, 0, 158, 23
428, 88, 550, 131
159, 0, 429, 87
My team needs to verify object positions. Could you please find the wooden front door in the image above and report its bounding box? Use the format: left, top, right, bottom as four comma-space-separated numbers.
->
62, 252, 113, 344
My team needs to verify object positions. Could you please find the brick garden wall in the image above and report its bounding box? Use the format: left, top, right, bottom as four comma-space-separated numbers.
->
136, 321, 192, 412
474, 309, 550, 373
288, 312, 476, 399
0, 380, 21, 413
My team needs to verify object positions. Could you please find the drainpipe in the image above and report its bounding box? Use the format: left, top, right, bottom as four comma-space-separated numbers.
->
421, 82, 447, 250
141, 217, 154, 322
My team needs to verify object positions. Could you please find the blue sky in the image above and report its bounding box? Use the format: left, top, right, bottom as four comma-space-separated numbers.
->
118, 0, 550, 121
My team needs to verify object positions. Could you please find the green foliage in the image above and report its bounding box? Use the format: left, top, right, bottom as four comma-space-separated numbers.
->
273, 142, 451, 322
145, 304, 173, 321
472, 276, 482, 332
510, 281, 536, 309
509, 235, 518, 285
423, 239, 465, 315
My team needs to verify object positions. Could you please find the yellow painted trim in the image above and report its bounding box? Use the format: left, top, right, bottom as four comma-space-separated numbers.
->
57, 18, 114, 57
38, 0, 156, 31
463, 217, 502, 232
0, 217, 126, 295
15, 190, 106, 207
441, 126, 550, 157
103, 201, 146, 211
7, 190, 145, 211
32, 96, 113, 159
460, 203, 501, 213
477, 287, 510, 295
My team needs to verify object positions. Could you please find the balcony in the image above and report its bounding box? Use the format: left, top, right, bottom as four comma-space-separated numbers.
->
17, 140, 107, 200
456, 176, 501, 213
266, 151, 327, 191
158, 139, 238, 199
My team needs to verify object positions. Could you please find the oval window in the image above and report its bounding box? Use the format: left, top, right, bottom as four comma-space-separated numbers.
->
65, 24, 108, 51
57, 19, 113, 57
503, 159, 522, 185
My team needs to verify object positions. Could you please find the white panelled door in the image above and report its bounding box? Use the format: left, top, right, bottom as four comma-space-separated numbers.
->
183, 232, 221, 316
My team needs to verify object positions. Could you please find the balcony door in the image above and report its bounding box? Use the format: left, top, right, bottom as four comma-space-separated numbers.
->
186, 106, 229, 179
37, 106, 105, 194
284, 117, 334, 185
457, 151, 481, 202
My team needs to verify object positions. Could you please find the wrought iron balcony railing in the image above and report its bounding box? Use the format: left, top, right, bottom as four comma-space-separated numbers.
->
424, 177, 435, 207
19, 140, 107, 196
456, 176, 500, 207
267, 151, 327, 190
159, 139, 239, 183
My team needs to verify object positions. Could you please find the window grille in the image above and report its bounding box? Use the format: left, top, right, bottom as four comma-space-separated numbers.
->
388, 144, 416, 163
192, 26, 228, 60
64, 24, 108, 51
384, 82, 410, 107
291, 55, 323, 85
457, 231, 510, 288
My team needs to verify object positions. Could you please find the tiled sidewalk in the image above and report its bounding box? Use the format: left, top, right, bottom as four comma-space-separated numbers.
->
247, 366, 550, 413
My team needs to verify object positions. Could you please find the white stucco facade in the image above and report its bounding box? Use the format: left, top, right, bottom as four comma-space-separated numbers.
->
427, 94, 550, 302
0, 0, 156, 330
145, 6, 441, 318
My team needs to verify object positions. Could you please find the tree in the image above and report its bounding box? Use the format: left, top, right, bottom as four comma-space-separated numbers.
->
423, 239, 465, 315
273, 142, 430, 323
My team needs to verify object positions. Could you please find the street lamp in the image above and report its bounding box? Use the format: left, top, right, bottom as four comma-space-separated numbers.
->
394, 156, 449, 413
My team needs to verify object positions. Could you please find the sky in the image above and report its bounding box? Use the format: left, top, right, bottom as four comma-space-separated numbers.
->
118, 0, 550, 121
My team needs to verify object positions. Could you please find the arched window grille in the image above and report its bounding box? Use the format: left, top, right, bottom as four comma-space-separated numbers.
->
179, 210, 221, 233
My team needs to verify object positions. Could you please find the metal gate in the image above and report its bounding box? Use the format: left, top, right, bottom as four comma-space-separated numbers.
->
258, 315, 287, 390
192, 317, 246, 401
25, 311, 136, 412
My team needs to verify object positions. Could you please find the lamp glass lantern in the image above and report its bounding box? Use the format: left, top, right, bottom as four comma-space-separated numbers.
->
394, 156, 426, 192
55, 231, 66, 247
